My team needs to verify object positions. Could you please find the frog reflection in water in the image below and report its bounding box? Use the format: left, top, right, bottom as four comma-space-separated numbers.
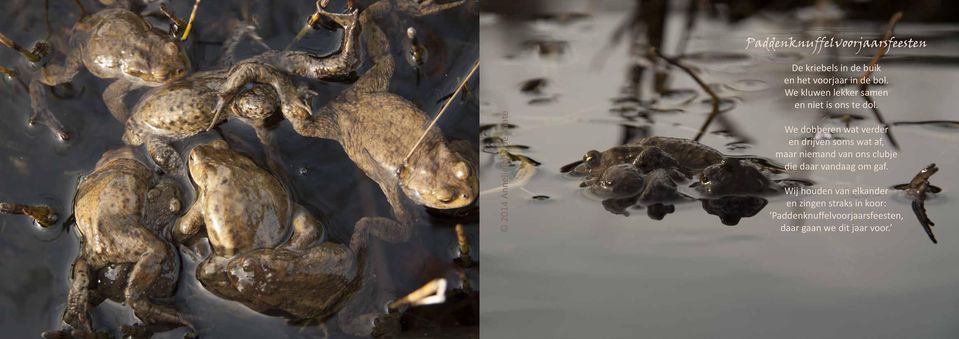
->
25, 2, 190, 139
567, 136, 788, 224
211, 0, 478, 238
43, 148, 190, 338
174, 140, 403, 337
122, 4, 360, 172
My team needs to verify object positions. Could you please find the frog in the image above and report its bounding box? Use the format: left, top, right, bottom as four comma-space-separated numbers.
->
694, 158, 777, 196
22, 2, 191, 140
562, 136, 723, 182
42, 147, 190, 338
893, 163, 941, 243
700, 196, 769, 226
216, 0, 476, 237
173, 140, 404, 337
122, 3, 360, 173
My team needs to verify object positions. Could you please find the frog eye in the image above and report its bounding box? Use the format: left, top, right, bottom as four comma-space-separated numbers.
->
169, 198, 181, 213
584, 150, 601, 167
453, 162, 470, 180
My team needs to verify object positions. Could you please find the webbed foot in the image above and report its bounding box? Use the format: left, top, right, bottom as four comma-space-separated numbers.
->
315, 1, 359, 28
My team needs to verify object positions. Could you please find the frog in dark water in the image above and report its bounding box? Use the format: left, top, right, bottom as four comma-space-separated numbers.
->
893, 163, 941, 243
14, 1, 191, 140
173, 140, 404, 337
42, 148, 190, 338
122, 3, 360, 172
213, 0, 477, 237
570, 136, 798, 224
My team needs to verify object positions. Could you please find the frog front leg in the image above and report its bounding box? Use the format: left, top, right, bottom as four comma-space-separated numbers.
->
103, 79, 141, 122
212, 62, 309, 131
286, 203, 325, 250
173, 196, 205, 246
28, 79, 70, 141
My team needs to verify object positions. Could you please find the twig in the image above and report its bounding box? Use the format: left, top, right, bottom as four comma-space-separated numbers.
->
402, 60, 479, 165
0, 32, 41, 63
0, 66, 15, 78
288, 1, 323, 50
454, 224, 472, 267
180, 0, 202, 41
387, 278, 447, 311
858, 11, 902, 150
650, 47, 720, 141
0, 202, 58, 227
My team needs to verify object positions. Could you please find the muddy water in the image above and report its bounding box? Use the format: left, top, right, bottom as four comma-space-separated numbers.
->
0, 1, 477, 338
480, 7, 959, 339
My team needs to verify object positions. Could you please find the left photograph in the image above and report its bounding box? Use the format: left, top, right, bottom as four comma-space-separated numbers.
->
0, 0, 478, 338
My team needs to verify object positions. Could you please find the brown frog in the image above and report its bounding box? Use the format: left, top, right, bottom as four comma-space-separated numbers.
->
26, 3, 190, 140
122, 4, 360, 172
42, 148, 190, 338
563, 136, 723, 181
174, 140, 403, 337
215, 0, 477, 236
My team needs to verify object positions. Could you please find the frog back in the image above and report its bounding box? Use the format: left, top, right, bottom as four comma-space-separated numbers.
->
81, 8, 153, 79
128, 75, 220, 140
634, 136, 724, 171
74, 162, 152, 244
198, 155, 291, 256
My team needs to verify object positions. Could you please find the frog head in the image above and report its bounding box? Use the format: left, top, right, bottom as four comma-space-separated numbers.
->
187, 140, 231, 185
94, 147, 140, 170
231, 85, 279, 122
590, 164, 645, 199
398, 141, 477, 210
122, 38, 189, 85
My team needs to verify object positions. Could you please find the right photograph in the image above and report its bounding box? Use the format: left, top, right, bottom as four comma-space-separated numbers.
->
479, 0, 959, 338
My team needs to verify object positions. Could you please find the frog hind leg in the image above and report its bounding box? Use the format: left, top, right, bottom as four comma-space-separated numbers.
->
103, 80, 140, 122
53, 258, 96, 337
338, 217, 401, 337
337, 287, 400, 338
122, 234, 192, 332
28, 79, 70, 141
271, 8, 360, 81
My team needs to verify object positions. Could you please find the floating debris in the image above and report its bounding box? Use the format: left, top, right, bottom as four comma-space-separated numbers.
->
388, 278, 448, 312
0, 202, 58, 227
531, 195, 550, 200
519, 78, 548, 95
892, 163, 941, 244
453, 224, 474, 268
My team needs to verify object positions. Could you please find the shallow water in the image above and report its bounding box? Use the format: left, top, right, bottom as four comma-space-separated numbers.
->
480, 6, 959, 339
0, 1, 477, 338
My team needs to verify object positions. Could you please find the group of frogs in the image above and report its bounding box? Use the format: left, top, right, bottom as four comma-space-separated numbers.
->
562, 136, 809, 224
563, 136, 943, 242
2, 0, 477, 337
